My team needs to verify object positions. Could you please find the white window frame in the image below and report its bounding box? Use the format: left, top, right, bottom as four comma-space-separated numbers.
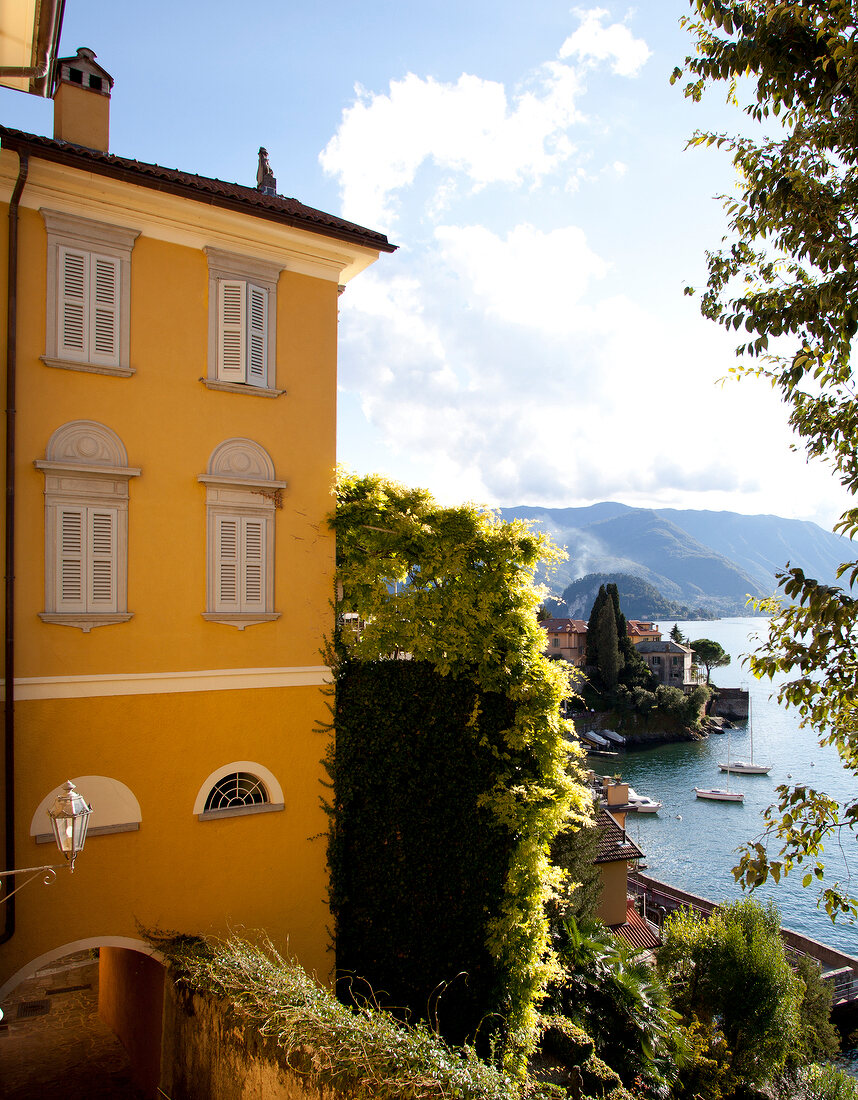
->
199, 438, 286, 630
41, 209, 139, 377
35, 421, 140, 632
204, 247, 284, 397
194, 761, 285, 821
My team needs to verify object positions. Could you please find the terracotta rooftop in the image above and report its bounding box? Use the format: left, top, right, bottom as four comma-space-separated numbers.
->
594, 807, 645, 864
636, 640, 692, 655
611, 901, 661, 952
0, 126, 396, 255
540, 618, 588, 633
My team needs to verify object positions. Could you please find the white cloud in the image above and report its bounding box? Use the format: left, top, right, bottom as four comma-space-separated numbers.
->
559, 8, 652, 77
433, 223, 610, 334
320, 66, 584, 228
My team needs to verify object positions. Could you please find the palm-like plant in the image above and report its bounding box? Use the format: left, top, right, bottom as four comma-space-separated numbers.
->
550, 917, 683, 1094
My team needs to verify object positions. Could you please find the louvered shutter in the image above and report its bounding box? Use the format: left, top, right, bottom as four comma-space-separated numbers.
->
242, 518, 266, 611
87, 508, 117, 611
217, 280, 246, 382
215, 515, 241, 611
56, 506, 87, 612
89, 253, 120, 366
58, 247, 89, 360
246, 284, 268, 386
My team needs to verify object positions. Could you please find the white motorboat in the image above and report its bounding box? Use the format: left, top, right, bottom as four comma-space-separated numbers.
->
626, 787, 662, 814
717, 699, 771, 775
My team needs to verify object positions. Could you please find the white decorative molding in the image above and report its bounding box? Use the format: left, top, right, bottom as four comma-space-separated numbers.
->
3, 665, 333, 700
201, 611, 281, 630
41, 356, 136, 378
200, 378, 284, 398
38, 612, 134, 633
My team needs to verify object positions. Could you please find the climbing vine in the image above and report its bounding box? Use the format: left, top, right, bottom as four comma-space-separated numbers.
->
327, 470, 589, 1073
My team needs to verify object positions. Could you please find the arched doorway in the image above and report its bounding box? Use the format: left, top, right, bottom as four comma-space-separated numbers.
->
0, 938, 165, 1099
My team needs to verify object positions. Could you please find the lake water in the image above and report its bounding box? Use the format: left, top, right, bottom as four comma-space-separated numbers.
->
601, 617, 858, 957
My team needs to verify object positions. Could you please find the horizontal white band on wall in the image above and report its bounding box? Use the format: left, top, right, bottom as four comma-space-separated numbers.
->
2, 665, 333, 701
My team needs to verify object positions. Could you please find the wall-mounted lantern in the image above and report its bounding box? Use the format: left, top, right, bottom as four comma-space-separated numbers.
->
0, 780, 92, 903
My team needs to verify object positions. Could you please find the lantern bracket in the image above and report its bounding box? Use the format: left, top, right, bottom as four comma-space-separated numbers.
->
0, 865, 60, 905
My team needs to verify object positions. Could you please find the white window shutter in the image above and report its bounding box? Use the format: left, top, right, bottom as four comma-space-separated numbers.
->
217, 280, 246, 382
215, 515, 241, 611
56, 507, 86, 612
89, 253, 120, 367
88, 508, 117, 611
242, 518, 266, 611
246, 284, 268, 387
58, 247, 89, 361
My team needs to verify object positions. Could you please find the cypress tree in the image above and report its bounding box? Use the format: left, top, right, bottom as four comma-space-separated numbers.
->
586, 585, 608, 667
596, 599, 621, 690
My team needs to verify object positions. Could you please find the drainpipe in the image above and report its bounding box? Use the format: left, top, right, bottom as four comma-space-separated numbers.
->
1, 152, 29, 945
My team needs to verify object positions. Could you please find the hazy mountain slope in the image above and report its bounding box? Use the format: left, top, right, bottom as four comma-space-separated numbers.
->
657, 509, 851, 590
499, 502, 849, 616
553, 572, 715, 621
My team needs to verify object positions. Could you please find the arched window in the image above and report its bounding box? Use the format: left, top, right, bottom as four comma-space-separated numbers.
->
31, 775, 141, 842
35, 421, 140, 631
194, 761, 285, 821
204, 772, 268, 812
198, 439, 285, 630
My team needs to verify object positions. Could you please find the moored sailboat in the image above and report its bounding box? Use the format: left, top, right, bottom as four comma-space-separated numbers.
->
717, 698, 771, 775
695, 729, 745, 802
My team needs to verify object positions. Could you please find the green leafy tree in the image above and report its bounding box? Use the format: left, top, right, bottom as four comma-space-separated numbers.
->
659, 900, 802, 1088
689, 638, 731, 684
670, 623, 685, 644
673, 0, 858, 919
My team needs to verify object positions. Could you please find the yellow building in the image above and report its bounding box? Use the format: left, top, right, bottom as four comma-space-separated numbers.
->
0, 46, 393, 1089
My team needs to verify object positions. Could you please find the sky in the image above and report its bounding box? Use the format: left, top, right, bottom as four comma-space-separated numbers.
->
1, 0, 851, 530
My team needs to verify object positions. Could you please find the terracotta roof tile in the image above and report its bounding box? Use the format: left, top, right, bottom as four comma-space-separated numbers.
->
594, 807, 645, 864
612, 902, 661, 951
0, 126, 396, 254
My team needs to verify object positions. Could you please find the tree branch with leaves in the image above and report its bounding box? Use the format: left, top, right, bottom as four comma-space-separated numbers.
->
674, 0, 858, 919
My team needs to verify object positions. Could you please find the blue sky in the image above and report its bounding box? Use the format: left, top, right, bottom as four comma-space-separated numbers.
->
2, 1, 850, 529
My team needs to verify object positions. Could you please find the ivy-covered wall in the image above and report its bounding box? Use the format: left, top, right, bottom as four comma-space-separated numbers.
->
328, 471, 591, 1073
328, 659, 519, 1049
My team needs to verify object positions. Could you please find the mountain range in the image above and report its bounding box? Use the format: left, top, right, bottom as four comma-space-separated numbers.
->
498, 503, 852, 618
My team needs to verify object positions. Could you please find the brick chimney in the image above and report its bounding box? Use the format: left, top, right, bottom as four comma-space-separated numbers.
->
52, 47, 112, 152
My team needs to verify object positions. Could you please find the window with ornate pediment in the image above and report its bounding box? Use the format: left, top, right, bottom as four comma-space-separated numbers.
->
35, 421, 140, 632
199, 439, 286, 629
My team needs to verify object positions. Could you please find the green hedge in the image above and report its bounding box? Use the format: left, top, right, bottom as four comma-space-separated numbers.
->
328, 659, 522, 1052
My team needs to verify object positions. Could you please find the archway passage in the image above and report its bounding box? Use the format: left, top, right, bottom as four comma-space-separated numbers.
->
0, 943, 164, 1098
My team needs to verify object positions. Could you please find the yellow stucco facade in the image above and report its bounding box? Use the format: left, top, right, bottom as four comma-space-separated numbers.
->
0, 90, 391, 1000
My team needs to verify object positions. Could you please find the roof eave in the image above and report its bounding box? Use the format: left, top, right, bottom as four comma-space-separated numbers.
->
0, 129, 397, 255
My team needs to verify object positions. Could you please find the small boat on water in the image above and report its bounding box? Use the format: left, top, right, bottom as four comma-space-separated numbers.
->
717, 699, 771, 775
696, 730, 745, 802
627, 787, 662, 814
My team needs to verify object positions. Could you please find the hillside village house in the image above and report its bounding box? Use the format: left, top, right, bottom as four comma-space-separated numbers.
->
0, 45, 393, 1093
635, 640, 696, 687
541, 617, 588, 666
626, 620, 661, 644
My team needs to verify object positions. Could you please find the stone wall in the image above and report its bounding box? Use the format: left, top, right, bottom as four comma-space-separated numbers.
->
710, 687, 749, 720
159, 975, 332, 1100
